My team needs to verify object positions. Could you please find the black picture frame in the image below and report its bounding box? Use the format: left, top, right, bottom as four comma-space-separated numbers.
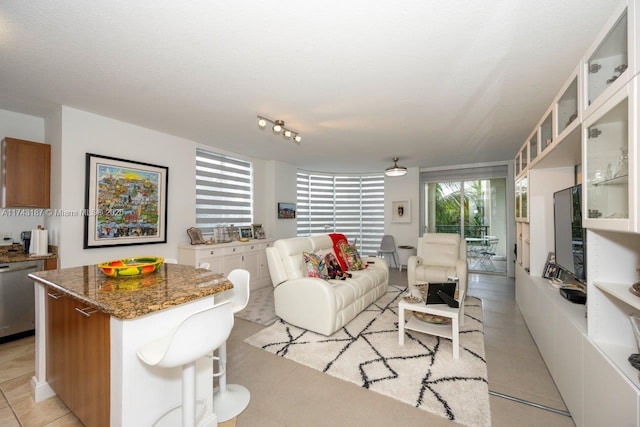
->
84, 153, 169, 248
542, 251, 558, 279
278, 202, 296, 219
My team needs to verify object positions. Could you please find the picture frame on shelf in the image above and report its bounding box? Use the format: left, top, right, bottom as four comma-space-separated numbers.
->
542, 251, 558, 279
239, 226, 253, 239
391, 200, 411, 223
252, 224, 266, 239
278, 202, 296, 219
84, 153, 168, 248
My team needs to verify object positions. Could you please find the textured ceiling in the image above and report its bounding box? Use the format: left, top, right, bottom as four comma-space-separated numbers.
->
0, 0, 619, 173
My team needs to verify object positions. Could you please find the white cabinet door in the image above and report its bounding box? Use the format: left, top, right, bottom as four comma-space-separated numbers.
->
583, 338, 638, 427
554, 309, 583, 427
242, 252, 259, 286
223, 253, 243, 276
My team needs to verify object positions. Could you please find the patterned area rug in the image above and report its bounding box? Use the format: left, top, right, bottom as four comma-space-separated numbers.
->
236, 286, 278, 326
245, 285, 490, 427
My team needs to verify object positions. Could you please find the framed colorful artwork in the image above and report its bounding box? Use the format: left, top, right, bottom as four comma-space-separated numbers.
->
84, 153, 168, 248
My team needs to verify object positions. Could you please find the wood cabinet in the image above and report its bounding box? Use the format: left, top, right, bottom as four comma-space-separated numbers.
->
1, 137, 51, 208
45, 288, 110, 427
179, 240, 274, 290
44, 257, 57, 270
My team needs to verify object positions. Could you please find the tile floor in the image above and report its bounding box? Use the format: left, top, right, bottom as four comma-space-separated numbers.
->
0, 270, 574, 426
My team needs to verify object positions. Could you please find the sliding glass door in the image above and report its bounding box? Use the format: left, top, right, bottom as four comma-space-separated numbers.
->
423, 178, 507, 274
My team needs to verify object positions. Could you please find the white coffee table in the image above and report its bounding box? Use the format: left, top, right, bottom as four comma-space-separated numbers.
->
398, 289, 466, 359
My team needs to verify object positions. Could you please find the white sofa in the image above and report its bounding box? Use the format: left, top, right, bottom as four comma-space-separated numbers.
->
266, 235, 389, 336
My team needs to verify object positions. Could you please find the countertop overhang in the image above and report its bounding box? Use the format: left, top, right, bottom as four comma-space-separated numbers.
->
28, 263, 233, 319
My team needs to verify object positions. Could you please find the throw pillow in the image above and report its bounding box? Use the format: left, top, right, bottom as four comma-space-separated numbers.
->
303, 252, 328, 279
325, 252, 352, 280
339, 242, 364, 270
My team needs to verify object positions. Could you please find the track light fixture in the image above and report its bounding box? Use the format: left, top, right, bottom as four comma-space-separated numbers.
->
257, 115, 302, 144
385, 157, 408, 177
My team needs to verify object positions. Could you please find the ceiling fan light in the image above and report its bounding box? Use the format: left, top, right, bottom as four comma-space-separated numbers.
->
385, 157, 407, 177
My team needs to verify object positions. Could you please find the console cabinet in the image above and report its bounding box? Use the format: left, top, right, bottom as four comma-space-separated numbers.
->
179, 240, 274, 290
514, 1, 640, 425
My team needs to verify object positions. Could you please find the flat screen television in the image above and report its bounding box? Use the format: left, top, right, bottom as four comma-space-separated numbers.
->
553, 184, 586, 284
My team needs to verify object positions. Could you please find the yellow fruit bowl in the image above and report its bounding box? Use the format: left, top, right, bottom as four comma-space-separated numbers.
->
98, 257, 164, 278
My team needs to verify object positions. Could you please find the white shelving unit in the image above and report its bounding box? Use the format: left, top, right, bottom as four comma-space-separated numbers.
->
514, 1, 640, 425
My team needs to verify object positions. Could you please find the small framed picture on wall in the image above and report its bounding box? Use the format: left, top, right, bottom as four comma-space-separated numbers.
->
278, 202, 296, 219
392, 200, 411, 223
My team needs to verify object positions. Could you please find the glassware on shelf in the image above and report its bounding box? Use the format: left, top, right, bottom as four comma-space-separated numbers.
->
614, 147, 628, 178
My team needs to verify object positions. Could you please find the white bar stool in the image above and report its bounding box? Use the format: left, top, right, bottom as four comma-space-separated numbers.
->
213, 269, 251, 422
137, 301, 234, 427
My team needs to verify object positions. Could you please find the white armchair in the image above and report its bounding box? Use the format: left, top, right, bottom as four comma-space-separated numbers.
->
407, 233, 468, 294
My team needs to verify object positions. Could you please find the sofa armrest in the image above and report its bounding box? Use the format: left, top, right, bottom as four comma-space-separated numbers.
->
362, 256, 388, 271
407, 255, 423, 285
455, 259, 468, 294
273, 278, 338, 336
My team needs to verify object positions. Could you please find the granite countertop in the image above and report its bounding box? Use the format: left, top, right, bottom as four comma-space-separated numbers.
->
0, 244, 57, 263
28, 263, 233, 320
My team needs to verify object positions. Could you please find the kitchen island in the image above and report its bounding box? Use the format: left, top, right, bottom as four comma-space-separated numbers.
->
28, 263, 233, 427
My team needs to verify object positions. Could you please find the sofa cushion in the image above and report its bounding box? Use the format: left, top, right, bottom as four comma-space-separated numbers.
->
330, 270, 382, 311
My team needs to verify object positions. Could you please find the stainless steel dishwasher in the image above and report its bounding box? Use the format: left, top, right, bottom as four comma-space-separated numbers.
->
0, 259, 45, 341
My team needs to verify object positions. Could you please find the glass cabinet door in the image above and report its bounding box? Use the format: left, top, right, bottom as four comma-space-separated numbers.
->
586, 10, 628, 109
557, 77, 578, 136
540, 113, 553, 154
529, 133, 538, 164
520, 176, 528, 220
584, 88, 629, 229
515, 179, 521, 219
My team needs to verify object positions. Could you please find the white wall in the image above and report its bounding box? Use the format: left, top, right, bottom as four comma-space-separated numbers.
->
54, 107, 197, 267
384, 167, 421, 248
0, 109, 48, 242
261, 160, 298, 240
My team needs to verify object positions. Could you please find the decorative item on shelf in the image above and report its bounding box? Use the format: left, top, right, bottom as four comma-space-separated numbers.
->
614, 147, 628, 178
566, 112, 577, 127
98, 257, 164, 278
542, 251, 558, 279
252, 224, 265, 239
227, 225, 239, 241
239, 226, 253, 241
384, 157, 407, 177
606, 64, 628, 84
628, 315, 640, 378
257, 115, 302, 143
629, 282, 640, 298
187, 227, 205, 245
588, 209, 602, 218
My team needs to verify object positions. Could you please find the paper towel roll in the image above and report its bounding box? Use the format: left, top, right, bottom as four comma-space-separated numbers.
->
29, 229, 48, 256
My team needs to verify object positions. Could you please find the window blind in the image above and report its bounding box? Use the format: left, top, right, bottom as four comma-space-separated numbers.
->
420, 164, 508, 183
297, 171, 384, 256
196, 148, 252, 234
